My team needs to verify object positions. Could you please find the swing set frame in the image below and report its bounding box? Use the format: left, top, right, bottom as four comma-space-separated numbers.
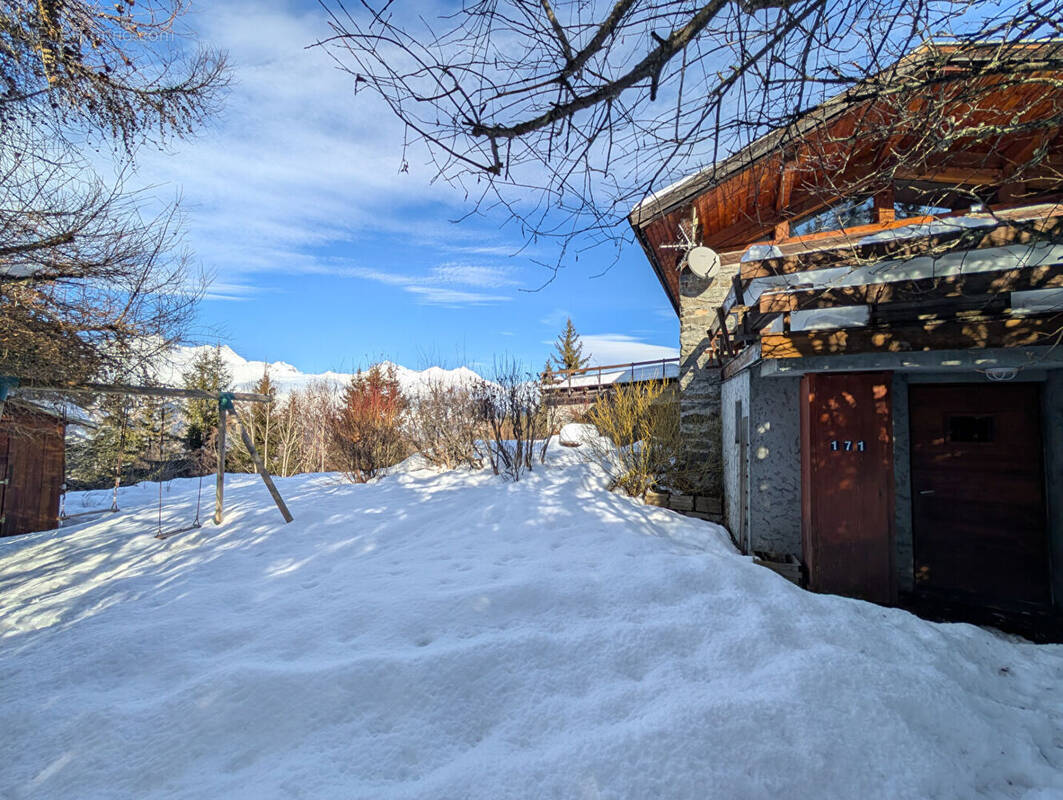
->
3, 378, 294, 532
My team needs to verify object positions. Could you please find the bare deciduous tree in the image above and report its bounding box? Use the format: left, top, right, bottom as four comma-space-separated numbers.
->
0, 1, 228, 388
406, 379, 485, 470
316, 1, 1063, 269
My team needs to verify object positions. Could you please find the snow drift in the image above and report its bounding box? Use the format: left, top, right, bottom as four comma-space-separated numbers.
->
2, 443, 1062, 799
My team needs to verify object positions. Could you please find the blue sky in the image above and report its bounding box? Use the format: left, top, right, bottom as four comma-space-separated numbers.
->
126, 0, 679, 375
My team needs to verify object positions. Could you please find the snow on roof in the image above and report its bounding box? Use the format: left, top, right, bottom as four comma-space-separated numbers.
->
547, 360, 679, 389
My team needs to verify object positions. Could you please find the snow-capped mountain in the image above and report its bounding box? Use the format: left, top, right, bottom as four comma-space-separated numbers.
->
154, 345, 483, 397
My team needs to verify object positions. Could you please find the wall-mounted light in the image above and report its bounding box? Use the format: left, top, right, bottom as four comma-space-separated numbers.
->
984, 367, 1019, 382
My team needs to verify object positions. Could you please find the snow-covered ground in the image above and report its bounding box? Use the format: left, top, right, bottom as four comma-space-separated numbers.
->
3, 444, 1063, 799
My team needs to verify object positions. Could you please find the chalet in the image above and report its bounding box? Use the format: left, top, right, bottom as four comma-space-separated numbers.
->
629, 41, 1063, 624
542, 357, 679, 420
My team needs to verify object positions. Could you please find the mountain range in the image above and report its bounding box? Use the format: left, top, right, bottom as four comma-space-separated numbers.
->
154, 345, 484, 397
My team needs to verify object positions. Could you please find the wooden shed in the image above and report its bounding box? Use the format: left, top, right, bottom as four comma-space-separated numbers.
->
0, 402, 66, 537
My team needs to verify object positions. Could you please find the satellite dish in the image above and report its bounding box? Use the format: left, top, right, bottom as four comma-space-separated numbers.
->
686, 246, 720, 280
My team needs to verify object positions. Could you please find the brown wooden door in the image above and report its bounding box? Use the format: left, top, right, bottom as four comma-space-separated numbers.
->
909, 383, 1049, 608
801, 372, 895, 604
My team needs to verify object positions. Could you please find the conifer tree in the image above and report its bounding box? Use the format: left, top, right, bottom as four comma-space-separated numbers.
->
550, 319, 590, 372
66, 396, 156, 489
229, 368, 281, 474
182, 346, 233, 456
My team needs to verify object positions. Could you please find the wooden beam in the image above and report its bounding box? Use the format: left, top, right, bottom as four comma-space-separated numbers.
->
741, 212, 1063, 281
874, 187, 895, 224
868, 293, 1011, 326
894, 166, 1002, 185
776, 167, 795, 214
716, 307, 734, 357
722, 343, 762, 381
758, 263, 1063, 315
731, 272, 746, 307
231, 406, 294, 524
760, 314, 1063, 359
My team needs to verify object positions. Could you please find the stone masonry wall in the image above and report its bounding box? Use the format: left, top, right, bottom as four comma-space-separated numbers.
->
678, 263, 738, 497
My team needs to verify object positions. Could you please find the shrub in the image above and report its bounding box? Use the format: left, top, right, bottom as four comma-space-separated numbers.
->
329, 365, 409, 482
472, 360, 554, 481
406, 379, 484, 470
584, 380, 683, 497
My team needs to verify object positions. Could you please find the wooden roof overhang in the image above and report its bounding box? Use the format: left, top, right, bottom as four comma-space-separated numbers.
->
630, 41, 1063, 315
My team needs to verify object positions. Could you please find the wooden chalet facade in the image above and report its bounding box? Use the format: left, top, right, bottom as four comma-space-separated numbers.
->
0, 401, 65, 537
629, 42, 1063, 625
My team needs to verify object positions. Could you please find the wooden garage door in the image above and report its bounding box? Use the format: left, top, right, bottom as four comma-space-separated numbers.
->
909, 383, 1049, 608
801, 372, 895, 604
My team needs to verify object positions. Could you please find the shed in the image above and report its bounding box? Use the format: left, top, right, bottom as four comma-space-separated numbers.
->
0, 402, 66, 536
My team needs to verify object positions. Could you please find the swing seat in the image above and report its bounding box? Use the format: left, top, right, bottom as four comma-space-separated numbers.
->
154, 520, 202, 541
59, 507, 118, 526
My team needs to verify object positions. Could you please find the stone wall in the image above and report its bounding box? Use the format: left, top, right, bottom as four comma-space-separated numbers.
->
678, 263, 737, 497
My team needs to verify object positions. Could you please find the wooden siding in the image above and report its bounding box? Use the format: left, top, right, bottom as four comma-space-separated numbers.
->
0, 405, 65, 537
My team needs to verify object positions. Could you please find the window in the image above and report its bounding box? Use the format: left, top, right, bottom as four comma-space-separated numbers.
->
947, 415, 995, 443
790, 196, 875, 237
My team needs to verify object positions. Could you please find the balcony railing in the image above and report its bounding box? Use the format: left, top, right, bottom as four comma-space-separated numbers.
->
542, 357, 679, 393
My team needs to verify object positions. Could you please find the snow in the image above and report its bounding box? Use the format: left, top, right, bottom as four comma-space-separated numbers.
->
154, 344, 483, 398
4, 446, 1063, 799
858, 215, 998, 245
740, 243, 784, 262
554, 361, 678, 389
558, 423, 599, 447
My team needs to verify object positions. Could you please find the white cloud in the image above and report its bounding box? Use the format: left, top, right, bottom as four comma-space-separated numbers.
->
431, 264, 519, 288
406, 287, 511, 306
290, 260, 517, 305
575, 334, 678, 365
540, 308, 574, 328
128, 1, 521, 299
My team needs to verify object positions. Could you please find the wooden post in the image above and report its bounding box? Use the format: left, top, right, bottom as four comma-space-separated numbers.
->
716, 307, 734, 357
874, 186, 896, 224
231, 405, 294, 524
214, 395, 230, 525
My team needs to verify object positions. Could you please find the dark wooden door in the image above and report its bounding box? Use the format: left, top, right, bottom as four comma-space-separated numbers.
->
801, 372, 895, 604
909, 383, 1049, 608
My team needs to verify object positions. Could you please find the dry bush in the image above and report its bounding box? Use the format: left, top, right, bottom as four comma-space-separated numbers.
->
406, 380, 484, 470
329, 365, 410, 482
472, 361, 554, 481
293, 379, 342, 474
584, 380, 684, 498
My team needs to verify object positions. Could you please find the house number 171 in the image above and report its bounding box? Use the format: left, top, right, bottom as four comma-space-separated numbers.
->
830, 440, 866, 452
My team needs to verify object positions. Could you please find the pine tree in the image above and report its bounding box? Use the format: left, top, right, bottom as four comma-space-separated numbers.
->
66, 396, 153, 489
182, 346, 233, 456
229, 367, 281, 474
550, 318, 590, 372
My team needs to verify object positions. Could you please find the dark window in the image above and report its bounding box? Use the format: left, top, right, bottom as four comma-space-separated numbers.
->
947, 415, 995, 443
791, 196, 874, 237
